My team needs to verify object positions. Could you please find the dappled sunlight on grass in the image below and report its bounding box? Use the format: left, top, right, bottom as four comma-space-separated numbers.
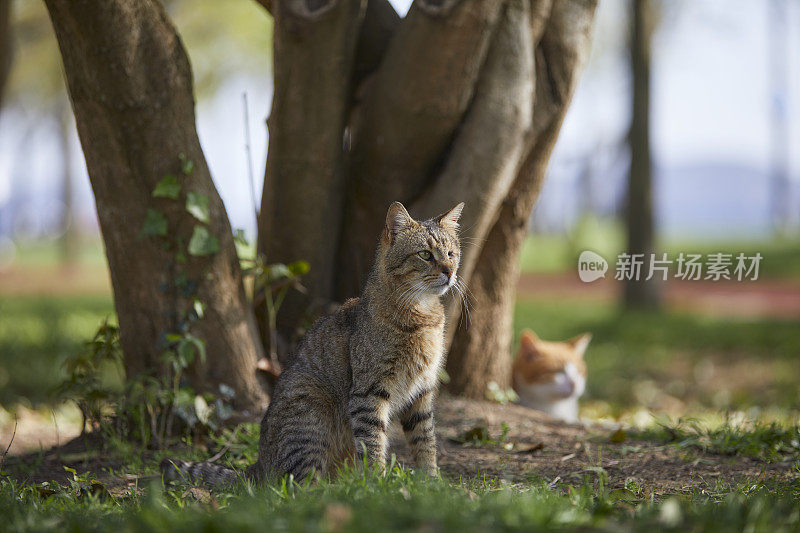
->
0, 295, 114, 406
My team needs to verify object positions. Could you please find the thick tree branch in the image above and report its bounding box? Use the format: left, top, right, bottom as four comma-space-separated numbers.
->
336, 0, 505, 298
45, 0, 268, 411
352, 0, 400, 90
447, 0, 597, 398
258, 0, 365, 345
251, 0, 399, 92
411, 0, 534, 326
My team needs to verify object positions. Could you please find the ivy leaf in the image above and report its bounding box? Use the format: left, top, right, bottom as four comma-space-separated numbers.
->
193, 298, 206, 319
177, 340, 196, 367
194, 395, 212, 426
152, 174, 181, 199
186, 192, 210, 223
179, 153, 194, 175
140, 209, 167, 237
188, 226, 219, 256
287, 260, 310, 277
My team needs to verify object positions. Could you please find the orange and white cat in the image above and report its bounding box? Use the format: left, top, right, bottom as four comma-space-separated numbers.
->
512, 330, 592, 422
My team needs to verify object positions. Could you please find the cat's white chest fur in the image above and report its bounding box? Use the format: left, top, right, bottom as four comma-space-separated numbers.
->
388, 329, 443, 413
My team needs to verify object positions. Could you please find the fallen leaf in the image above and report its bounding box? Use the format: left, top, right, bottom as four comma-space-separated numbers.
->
462, 426, 489, 443
560, 453, 576, 462
80, 481, 111, 499
513, 441, 545, 454
36, 485, 58, 498
609, 428, 627, 443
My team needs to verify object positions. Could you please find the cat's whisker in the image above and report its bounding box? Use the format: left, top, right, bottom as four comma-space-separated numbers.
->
456, 289, 471, 329
453, 278, 473, 329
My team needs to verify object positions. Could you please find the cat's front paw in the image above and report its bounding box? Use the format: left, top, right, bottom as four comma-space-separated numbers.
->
415, 459, 438, 478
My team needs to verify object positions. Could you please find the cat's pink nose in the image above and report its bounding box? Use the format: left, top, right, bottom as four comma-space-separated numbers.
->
441, 266, 453, 278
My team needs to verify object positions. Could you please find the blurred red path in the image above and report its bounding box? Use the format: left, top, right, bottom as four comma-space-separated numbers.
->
517, 273, 800, 320
2, 265, 799, 320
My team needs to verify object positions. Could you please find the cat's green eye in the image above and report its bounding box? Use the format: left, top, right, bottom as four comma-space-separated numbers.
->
418, 250, 433, 261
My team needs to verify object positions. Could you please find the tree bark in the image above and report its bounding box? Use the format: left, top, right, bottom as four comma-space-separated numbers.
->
257, 0, 366, 346
336, 0, 506, 298
446, 0, 597, 398
411, 0, 534, 341
0, 0, 11, 109
45, 0, 268, 412
624, 0, 660, 308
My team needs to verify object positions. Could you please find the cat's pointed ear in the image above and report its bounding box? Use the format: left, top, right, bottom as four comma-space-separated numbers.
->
436, 202, 465, 230
519, 329, 540, 358
569, 333, 592, 358
385, 201, 413, 243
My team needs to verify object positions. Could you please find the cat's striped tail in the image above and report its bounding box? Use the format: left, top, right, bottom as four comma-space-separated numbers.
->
160, 458, 241, 488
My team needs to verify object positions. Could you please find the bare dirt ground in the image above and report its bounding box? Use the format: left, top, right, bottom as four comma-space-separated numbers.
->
3, 396, 794, 497
0, 265, 111, 296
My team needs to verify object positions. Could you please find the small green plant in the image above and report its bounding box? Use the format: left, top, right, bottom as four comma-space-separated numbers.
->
449, 422, 511, 449
57, 320, 234, 449
486, 381, 518, 405
56, 154, 239, 449
239, 244, 309, 373
55, 320, 123, 434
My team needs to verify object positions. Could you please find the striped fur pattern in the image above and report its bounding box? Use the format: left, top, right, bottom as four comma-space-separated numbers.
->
162, 201, 464, 486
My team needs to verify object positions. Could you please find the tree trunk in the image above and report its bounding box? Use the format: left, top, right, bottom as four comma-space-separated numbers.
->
446, 0, 598, 397
256, 0, 402, 347
624, 0, 661, 309
257, 0, 365, 347
45, 0, 268, 412
0, 0, 11, 109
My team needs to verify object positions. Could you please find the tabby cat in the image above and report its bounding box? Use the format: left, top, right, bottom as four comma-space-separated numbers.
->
162, 201, 464, 486
512, 329, 591, 422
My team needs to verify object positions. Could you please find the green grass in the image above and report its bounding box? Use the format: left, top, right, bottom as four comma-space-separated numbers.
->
635, 417, 800, 463
520, 217, 800, 279
2, 460, 799, 532
8, 239, 108, 268
0, 295, 114, 406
